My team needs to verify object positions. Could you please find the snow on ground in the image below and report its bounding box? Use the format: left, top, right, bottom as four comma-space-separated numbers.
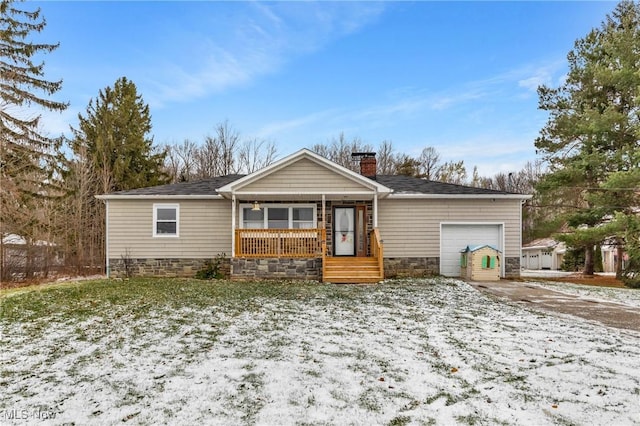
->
2, 278, 640, 425
526, 280, 640, 309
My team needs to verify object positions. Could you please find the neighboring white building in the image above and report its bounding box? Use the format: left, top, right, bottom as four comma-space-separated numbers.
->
601, 242, 628, 273
521, 238, 566, 271
1, 234, 64, 279
523, 237, 629, 273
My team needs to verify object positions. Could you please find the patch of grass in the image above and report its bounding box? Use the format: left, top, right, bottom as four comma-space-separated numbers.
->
387, 415, 412, 426
303, 368, 322, 378
425, 391, 458, 406
503, 374, 527, 384
358, 388, 382, 412
456, 414, 484, 425
400, 399, 421, 412
306, 394, 316, 407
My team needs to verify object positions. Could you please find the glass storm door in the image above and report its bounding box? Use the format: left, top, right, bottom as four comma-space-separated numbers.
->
333, 207, 355, 256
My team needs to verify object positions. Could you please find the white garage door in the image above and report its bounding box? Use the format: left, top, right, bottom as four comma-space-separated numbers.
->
440, 224, 502, 277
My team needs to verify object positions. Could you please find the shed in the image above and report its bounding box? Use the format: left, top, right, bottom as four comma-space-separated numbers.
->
460, 245, 501, 281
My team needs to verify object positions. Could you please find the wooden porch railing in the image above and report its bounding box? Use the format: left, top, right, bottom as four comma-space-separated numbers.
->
370, 228, 384, 277
235, 228, 325, 258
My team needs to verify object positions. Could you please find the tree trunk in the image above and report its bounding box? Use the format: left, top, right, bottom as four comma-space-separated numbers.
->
584, 245, 595, 276
25, 242, 33, 280
616, 244, 624, 279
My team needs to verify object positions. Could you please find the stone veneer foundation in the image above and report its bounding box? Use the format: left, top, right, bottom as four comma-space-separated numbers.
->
384, 256, 521, 279
384, 257, 440, 278
504, 257, 520, 278
231, 258, 322, 281
109, 255, 520, 280
108, 258, 230, 278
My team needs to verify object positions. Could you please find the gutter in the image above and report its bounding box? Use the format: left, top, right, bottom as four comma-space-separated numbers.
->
388, 193, 533, 200
95, 194, 224, 200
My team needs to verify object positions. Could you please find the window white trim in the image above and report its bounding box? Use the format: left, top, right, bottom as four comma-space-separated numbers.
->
153, 203, 180, 237
238, 203, 317, 229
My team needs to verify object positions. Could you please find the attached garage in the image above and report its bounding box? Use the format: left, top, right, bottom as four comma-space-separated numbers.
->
440, 223, 503, 277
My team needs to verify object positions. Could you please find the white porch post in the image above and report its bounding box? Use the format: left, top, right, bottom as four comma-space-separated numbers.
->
231, 194, 236, 257
373, 189, 378, 228
322, 194, 326, 226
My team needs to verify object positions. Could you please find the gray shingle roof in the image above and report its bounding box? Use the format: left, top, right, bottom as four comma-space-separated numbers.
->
376, 175, 521, 195
104, 173, 523, 197
107, 174, 245, 196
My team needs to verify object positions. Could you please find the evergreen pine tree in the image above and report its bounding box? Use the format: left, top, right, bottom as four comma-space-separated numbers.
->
0, 0, 68, 277
535, 1, 640, 276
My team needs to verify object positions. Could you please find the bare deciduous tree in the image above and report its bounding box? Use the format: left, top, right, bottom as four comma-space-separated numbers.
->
164, 139, 198, 182
310, 132, 374, 172
416, 147, 442, 180
237, 138, 277, 174
376, 140, 396, 175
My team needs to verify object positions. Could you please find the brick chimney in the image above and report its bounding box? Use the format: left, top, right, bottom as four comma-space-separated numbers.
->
352, 152, 377, 179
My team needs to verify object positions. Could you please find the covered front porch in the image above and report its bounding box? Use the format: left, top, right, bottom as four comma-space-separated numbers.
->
233, 226, 384, 283
214, 149, 392, 282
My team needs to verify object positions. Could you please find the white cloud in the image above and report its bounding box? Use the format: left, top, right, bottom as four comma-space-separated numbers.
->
518, 69, 553, 92
39, 108, 78, 137
146, 3, 386, 107
431, 133, 539, 177
516, 61, 566, 93
255, 109, 340, 139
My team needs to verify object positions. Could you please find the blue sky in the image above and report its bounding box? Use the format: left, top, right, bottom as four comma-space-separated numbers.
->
34, 1, 616, 176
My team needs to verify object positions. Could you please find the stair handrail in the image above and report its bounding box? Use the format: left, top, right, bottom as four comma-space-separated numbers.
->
370, 228, 384, 279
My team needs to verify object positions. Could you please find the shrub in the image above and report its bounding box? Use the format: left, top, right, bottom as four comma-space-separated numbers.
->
195, 253, 226, 280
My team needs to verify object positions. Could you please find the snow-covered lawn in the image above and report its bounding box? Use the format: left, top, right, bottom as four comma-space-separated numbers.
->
525, 279, 640, 308
1, 278, 639, 425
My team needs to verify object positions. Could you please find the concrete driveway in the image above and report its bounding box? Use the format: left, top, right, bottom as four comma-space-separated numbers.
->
469, 280, 640, 333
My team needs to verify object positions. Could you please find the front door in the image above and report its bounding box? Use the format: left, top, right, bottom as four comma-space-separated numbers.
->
334, 207, 355, 256
333, 206, 367, 256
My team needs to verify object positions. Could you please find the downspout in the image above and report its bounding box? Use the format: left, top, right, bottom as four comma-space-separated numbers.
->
322, 193, 326, 282
518, 198, 525, 278
231, 194, 236, 258
105, 199, 110, 278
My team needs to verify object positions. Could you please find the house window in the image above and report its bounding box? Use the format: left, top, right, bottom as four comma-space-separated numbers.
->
293, 207, 314, 229
268, 208, 288, 229
240, 204, 316, 229
153, 204, 179, 237
243, 208, 264, 229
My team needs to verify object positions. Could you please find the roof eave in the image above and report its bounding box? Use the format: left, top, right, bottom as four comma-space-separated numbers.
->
95, 194, 224, 200
387, 193, 532, 200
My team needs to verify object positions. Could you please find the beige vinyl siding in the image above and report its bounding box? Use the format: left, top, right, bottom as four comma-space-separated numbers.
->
241, 158, 370, 193
108, 199, 231, 259
378, 198, 521, 258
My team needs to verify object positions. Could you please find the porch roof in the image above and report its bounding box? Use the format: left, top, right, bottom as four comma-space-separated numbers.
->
216, 149, 392, 198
